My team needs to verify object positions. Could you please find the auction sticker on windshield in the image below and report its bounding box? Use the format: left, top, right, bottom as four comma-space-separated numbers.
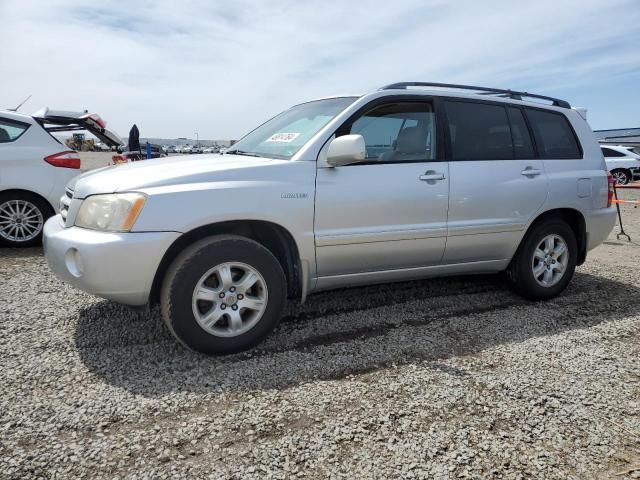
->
266, 132, 300, 143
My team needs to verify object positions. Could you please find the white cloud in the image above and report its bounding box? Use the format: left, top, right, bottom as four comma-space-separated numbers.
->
1, 0, 638, 138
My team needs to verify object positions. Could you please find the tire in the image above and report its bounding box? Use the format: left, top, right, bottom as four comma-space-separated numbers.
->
611, 169, 631, 185
0, 192, 54, 248
507, 219, 577, 301
161, 235, 287, 355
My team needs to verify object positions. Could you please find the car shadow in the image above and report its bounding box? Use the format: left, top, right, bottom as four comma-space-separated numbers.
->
74, 271, 640, 397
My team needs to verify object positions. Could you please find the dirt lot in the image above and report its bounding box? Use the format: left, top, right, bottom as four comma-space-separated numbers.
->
78, 151, 181, 171
0, 188, 639, 479
78, 151, 115, 171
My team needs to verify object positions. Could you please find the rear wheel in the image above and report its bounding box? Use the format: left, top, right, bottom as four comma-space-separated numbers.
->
508, 219, 577, 300
0, 192, 53, 247
611, 169, 631, 185
161, 235, 287, 355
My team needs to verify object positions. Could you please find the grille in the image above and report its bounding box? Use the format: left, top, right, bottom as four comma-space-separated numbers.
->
60, 188, 73, 221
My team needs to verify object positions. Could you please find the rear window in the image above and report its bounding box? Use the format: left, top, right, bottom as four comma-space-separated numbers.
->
445, 101, 513, 160
525, 109, 582, 159
601, 147, 626, 158
0, 118, 29, 143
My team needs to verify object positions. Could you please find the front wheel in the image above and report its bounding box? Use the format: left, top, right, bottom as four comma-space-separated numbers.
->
160, 235, 287, 355
507, 219, 577, 301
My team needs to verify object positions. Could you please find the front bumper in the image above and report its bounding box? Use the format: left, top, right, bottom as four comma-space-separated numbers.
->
43, 215, 180, 306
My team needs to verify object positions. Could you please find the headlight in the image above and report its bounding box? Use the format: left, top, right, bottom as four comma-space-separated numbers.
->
75, 193, 146, 232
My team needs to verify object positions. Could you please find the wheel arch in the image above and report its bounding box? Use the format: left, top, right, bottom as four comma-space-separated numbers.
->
518, 208, 587, 266
0, 188, 56, 215
149, 220, 303, 306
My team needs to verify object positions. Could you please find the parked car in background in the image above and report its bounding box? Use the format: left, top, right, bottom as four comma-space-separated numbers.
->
0, 108, 121, 247
118, 143, 167, 161
94, 142, 111, 151
180, 145, 193, 154
192, 145, 203, 154
202, 146, 216, 154
600, 145, 640, 184
43, 82, 616, 354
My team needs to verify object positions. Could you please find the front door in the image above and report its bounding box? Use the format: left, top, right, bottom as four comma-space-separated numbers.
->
314, 100, 449, 277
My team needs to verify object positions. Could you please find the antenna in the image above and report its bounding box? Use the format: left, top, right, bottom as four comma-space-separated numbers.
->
8, 95, 32, 112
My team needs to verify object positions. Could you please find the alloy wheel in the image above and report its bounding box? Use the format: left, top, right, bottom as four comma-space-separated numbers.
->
0, 200, 44, 243
612, 170, 629, 185
192, 262, 268, 337
531, 234, 569, 287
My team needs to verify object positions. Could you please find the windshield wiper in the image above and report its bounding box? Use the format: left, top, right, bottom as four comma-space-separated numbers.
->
224, 149, 262, 157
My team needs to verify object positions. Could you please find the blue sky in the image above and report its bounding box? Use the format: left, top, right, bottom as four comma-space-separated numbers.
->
1, 0, 639, 139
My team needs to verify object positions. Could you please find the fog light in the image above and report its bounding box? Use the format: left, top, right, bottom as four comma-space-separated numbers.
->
65, 248, 84, 277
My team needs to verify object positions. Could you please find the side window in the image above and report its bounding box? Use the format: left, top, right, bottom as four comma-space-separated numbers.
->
0, 118, 29, 143
445, 101, 513, 160
525, 109, 581, 159
346, 102, 436, 163
601, 147, 625, 158
507, 108, 535, 159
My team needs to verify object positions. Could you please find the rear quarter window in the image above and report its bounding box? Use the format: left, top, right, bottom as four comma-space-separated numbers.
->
0, 118, 30, 143
525, 109, 582, 159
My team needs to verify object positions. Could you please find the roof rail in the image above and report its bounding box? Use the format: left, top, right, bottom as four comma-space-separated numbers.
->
379, 82, 571, 108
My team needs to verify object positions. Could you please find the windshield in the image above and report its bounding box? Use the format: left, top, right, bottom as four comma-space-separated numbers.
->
227, 97, 357, 159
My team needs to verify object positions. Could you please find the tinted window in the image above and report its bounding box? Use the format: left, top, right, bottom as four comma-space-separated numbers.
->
445, 101, 513, 160
508, 108, 535, 159
525, 109, 581, 159
601, 147, 626, 158
347, 102, 436, 163
0, 118, 29, 143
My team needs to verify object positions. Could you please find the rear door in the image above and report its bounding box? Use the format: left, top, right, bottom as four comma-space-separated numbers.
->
443, 100, 548, 264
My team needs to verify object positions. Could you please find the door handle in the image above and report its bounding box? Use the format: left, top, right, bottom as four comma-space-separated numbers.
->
521, 167, 542, 177
419, 171, 446, 182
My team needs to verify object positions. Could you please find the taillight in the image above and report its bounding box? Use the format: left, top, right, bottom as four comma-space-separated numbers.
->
87, 114, 106, 129
607, 172, 614, 207
44, 151, 81, 169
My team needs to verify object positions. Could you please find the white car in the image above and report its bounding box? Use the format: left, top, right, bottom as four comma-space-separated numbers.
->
0, 108, 121, 247
601, 145, 640, 185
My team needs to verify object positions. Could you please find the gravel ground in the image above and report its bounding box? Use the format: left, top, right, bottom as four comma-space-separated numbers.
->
1, 189, 639, 479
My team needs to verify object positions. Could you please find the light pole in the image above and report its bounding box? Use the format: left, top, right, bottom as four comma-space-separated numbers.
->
195, 132, 199, 146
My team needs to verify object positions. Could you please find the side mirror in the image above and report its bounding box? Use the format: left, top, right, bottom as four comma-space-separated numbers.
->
326, 134, 365, 167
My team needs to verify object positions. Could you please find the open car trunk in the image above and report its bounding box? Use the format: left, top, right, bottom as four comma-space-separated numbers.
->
32, 107, 123, 147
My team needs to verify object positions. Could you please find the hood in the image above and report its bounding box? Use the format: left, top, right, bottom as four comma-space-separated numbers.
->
69, 154, 287, 199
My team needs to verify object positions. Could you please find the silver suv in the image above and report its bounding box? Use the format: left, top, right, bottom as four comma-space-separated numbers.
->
43, 82, 617, 354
